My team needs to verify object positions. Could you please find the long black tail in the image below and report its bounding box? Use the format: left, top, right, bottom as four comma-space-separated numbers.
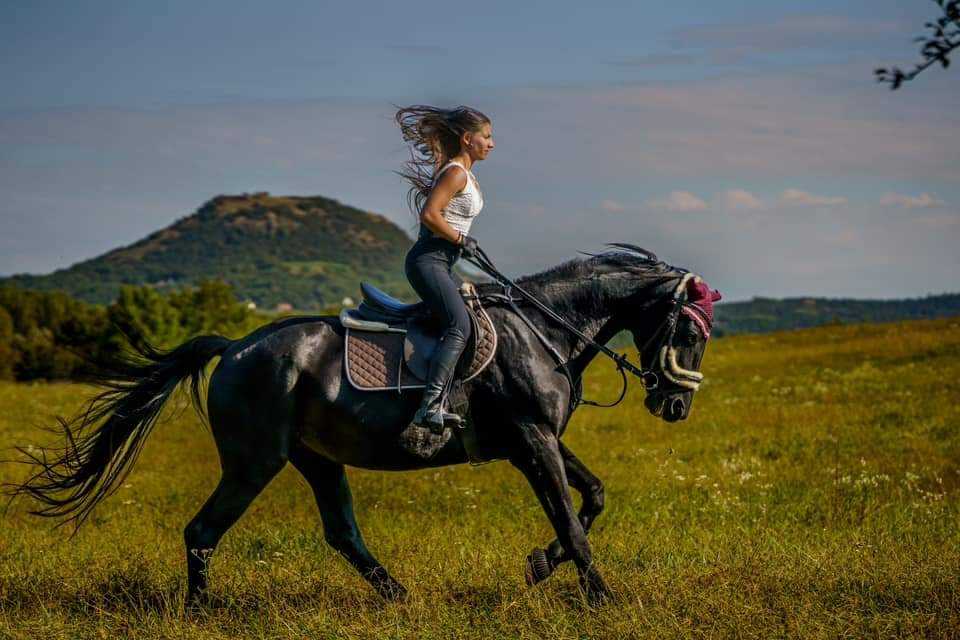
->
7, 333, 233, 530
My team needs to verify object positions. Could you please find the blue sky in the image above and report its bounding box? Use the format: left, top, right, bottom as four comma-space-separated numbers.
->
2, 0, 958, 300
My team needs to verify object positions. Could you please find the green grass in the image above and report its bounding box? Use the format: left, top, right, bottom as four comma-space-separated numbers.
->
1, 317, 958, 639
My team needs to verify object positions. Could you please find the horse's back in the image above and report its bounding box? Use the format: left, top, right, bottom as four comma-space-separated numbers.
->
206, 316, 342, 428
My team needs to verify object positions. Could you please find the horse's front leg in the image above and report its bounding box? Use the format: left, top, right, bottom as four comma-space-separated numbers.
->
525, 441, 604, 586
510, 424, 610, 605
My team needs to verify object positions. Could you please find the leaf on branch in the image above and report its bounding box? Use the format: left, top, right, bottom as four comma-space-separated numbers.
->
893, 70, 905, 90
875, 0, 958, 89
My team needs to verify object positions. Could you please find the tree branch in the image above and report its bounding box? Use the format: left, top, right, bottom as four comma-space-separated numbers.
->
876, 0, 959, 89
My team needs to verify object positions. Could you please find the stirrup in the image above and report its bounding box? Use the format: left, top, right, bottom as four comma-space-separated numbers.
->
441, 411, 463, 430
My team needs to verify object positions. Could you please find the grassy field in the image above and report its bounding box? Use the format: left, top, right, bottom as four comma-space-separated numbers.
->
0, 317, 958, 639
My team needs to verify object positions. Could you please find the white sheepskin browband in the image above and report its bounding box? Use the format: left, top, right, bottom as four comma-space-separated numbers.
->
673, 272, 698, 299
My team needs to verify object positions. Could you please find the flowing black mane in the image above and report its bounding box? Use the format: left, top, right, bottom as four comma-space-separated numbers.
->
476, 243, 685, 319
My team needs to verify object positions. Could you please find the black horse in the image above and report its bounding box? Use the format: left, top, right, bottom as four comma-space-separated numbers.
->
12, 244, 716, 606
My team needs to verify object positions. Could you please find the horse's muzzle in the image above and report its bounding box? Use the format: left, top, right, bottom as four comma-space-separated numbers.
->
664, 397, 685, 422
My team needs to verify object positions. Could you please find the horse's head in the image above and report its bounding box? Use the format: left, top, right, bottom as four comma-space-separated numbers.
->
630, 274, 721, 423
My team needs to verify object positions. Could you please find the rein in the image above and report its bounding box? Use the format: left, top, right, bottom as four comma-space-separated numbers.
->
466, 247, 682, 410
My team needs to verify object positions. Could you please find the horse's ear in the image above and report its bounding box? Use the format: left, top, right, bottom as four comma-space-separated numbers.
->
684, 276, 704, 298
685, 277, 722, 304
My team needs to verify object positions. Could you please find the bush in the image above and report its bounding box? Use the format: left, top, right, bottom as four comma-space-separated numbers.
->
0, 280, 264, 381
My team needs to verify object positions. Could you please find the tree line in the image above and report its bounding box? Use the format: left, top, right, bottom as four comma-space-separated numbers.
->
0, 280, 273, 382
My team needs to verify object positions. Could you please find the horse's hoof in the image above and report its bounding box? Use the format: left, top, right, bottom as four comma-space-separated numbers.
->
581, 574, 612, 607
184, 590, 210, 614
524, 548, 553, 586
586, 586, 611, 608
377, 579, 409, 603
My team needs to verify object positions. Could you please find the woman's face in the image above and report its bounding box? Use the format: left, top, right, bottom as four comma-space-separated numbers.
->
463, 122, 494, 161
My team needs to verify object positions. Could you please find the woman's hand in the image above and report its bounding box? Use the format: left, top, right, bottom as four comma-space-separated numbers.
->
460, 235, 480, 259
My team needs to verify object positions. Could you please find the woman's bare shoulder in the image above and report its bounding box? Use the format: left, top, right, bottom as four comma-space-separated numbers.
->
434, 164, 468, 191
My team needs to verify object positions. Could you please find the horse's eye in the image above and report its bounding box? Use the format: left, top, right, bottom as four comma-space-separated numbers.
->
682, 328, 699, 346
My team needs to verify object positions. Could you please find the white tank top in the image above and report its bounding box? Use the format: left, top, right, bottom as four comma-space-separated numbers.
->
430, 160, 484, 236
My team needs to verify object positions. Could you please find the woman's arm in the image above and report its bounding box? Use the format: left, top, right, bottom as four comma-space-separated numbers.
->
419, 166, 468, 245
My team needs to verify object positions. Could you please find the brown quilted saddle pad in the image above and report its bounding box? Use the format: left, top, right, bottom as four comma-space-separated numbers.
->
344, 300, 497, 392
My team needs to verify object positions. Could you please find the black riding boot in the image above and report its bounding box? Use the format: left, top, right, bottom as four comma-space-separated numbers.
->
398, 334, 466, 459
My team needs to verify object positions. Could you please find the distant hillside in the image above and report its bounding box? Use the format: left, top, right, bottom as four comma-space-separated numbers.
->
712, 293, 960, 336
601, 292, 959, 348
1, 192, 416, 310
5, 200, 958, 328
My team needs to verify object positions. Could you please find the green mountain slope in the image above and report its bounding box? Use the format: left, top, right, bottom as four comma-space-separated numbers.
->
2, 192, 416, 310
5, 194, 958, 328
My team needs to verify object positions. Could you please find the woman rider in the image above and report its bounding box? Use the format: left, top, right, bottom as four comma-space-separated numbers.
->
393, 105, 494, 458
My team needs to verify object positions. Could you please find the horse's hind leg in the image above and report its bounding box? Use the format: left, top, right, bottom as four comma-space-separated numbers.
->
183, 462, 284, 601
290, 444, 407, 601
525, 441, 604, 586
183, 392, 293, 603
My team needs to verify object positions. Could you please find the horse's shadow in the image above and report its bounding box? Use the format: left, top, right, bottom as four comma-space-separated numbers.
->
5, 568, 611, 625
3, 568, 387, 619
441, 574, 606, 611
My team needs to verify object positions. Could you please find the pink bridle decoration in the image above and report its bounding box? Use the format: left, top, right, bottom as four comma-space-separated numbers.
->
681, 279, 722, 339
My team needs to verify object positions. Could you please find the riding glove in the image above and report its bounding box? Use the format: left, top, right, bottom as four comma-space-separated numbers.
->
460, 235, 480, 259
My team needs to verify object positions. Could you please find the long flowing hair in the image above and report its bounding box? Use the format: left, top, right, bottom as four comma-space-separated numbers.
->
393, 104, 491, 217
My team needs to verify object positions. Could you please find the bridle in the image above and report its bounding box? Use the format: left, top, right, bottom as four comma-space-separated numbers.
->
637, 273, 709, 393
466, 248, 709, 411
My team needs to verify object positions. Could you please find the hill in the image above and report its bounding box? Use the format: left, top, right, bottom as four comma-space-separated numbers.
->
4, 195, 958, 327
0, 192, 415, 310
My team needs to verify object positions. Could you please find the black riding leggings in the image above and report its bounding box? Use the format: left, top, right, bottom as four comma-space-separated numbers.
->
404, 236, 472, 379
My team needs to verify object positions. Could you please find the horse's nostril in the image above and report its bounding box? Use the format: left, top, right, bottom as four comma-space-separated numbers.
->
669, 397, 685, 419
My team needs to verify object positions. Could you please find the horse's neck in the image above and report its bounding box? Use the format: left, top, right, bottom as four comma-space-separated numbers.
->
564, 317, 623, 382
517, 277, 669, 382
517, 280, 624, 380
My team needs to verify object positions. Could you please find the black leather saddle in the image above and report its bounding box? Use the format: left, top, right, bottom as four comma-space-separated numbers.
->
340, 282, 494, 382
356, 282, 428, 324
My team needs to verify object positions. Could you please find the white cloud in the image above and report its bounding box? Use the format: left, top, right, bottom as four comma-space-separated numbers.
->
646, 190, 707, 212
781, 188, 847, 207
720, 189, 764, 210
879, 192, 946, 209
600, 199, 625, 212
